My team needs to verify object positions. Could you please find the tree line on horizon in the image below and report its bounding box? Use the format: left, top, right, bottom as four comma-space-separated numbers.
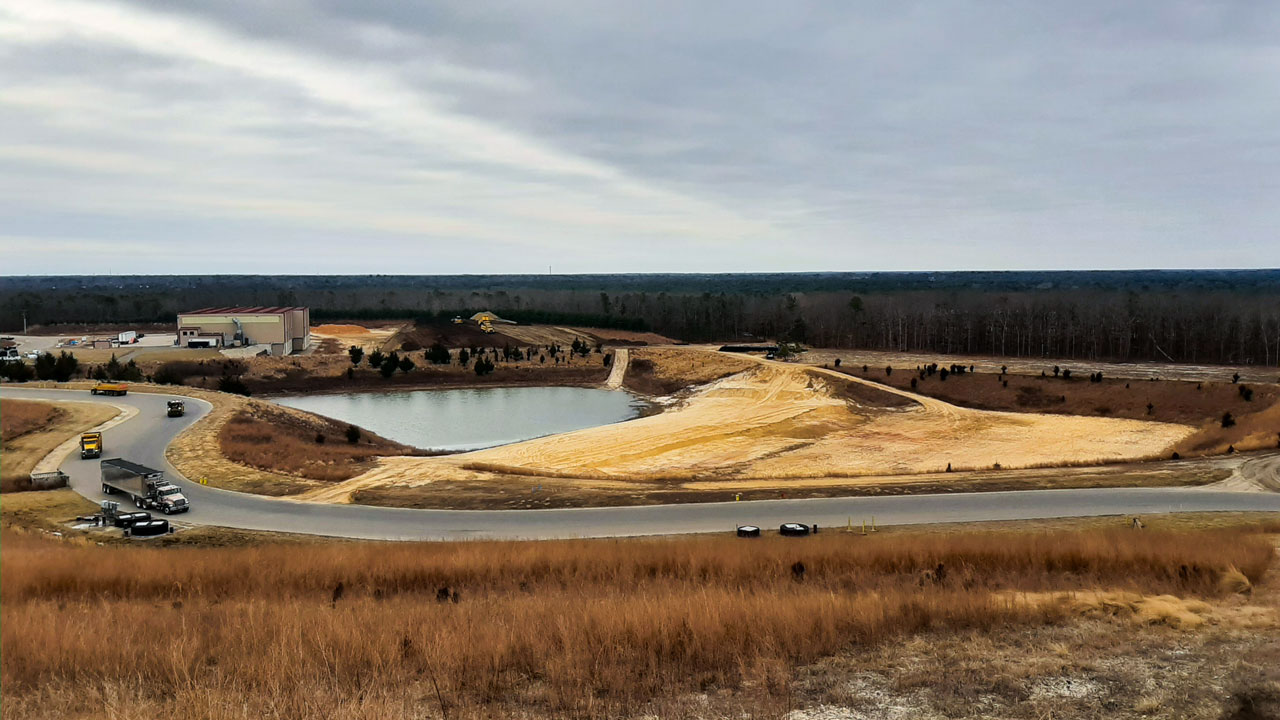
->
2, 274, 1278, 366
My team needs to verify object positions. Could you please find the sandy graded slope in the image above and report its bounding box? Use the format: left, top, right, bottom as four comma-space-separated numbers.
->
306, 350, 1195, 500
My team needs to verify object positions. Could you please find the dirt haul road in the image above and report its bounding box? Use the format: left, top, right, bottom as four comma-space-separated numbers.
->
311, 349, 1195, 500
2, 386, 1277, 541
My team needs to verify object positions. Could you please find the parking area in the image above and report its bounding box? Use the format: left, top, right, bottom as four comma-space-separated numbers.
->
4, 333, 177, 356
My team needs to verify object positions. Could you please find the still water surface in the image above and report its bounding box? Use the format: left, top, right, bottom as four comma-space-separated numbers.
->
274, 386, 645, 451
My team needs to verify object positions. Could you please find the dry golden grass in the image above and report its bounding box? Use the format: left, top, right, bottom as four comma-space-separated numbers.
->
1174, 394, 1280, 456
219, 403, 431, 483
0, 400, 118, 492
0, 399, 62, 442
0, 488, 98, 532
2, 527, 1272, 719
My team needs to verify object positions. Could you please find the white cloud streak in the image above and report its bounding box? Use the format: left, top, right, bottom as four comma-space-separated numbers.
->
1, 0, 1278, 273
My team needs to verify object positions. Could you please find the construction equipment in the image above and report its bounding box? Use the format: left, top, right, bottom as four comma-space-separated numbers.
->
91, 382, 128, 396
166, 400, 185, 417
80, 432, 103, 459
100, 459, 190, 514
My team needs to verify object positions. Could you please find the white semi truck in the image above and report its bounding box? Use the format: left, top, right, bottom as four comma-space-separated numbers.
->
100, 458, 191, 514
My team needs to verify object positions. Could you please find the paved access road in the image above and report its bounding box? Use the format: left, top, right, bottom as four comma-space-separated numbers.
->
4, 386, 1279, 541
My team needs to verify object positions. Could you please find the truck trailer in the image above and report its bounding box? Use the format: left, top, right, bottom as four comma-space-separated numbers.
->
80, 432, 103, 459
91, 382, 129, 396
100, 458, 190, 514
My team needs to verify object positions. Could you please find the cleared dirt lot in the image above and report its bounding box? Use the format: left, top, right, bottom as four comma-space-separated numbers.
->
310, 323, 404, 352
306, 348, 1194, 504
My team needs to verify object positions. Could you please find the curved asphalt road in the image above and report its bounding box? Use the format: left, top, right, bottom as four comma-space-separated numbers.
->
4, 386, 1279, 541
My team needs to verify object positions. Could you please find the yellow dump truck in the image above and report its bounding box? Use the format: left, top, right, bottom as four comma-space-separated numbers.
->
80, 432, 103, 459
91, 382, 128, 396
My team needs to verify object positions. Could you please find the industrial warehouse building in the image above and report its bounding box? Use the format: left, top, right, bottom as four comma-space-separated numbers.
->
176, 306, 310, 356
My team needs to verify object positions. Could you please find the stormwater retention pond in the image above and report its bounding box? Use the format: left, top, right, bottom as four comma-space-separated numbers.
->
273, 386, 647, 451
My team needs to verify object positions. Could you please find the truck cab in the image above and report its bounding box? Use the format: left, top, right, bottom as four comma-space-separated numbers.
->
80, 432, 103, 459
151, 483, 190, 514
166, 400, 185, 417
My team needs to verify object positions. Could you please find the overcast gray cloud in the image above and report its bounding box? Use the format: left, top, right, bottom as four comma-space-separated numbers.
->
1, 0, 1278, 274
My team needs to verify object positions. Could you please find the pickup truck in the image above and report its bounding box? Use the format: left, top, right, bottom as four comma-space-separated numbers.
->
80, 432, 103, 459
100, 458, 190, 514
91, 382, 129, 396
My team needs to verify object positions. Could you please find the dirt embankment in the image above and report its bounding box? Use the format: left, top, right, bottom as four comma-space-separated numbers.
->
830, 364, 1280, 457
0, 399, 119, 492
802, 348, 1280, 384
302, 348, 1195, 506
622, 346, 758, 396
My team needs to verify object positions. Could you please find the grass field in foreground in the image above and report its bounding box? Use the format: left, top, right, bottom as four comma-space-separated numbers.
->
2, 526, 1273, 719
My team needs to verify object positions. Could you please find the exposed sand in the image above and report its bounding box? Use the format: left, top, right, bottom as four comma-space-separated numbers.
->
569, 327, 679, 345
497, 325, 596, 347
311, 323, 403, 351
301, 349, 1195, 502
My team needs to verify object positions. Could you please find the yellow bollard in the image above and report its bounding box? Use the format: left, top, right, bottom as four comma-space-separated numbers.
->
871, 516, 877, 532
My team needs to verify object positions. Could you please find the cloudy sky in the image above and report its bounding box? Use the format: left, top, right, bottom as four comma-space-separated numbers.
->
2, 1, 1278, 274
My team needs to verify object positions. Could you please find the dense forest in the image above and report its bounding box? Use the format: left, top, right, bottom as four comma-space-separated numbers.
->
2, 271, 1278, 366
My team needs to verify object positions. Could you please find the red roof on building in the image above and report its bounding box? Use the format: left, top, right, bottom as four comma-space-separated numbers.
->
179, 306, 307, 316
